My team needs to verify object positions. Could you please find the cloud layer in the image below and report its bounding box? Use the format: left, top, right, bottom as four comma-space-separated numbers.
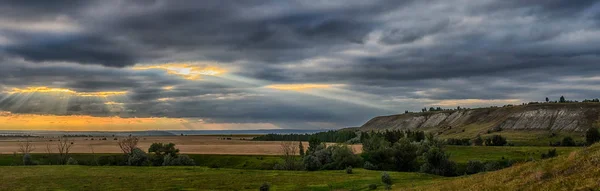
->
1, 0, 600, 129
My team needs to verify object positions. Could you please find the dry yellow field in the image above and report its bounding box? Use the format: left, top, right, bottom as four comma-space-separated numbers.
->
0, 135, 363, 155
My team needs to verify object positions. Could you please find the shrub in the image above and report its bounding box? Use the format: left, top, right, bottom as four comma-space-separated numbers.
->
368, 184, 377, 190
303, 155, 322, 171
465, 160, 484, 174
390, 138, 418, 171
346, 166, 353, 174
419, 147, 456, 176
585, 127, 600, 145
23, 153, 34, 165
66, 157, 78, 165
98, 155, 128, 166
445, 138, 471, 146
381, 172, 392, 185
163, 155, 196, 166
484, 135, 507, 146
148, 143, 180, 166
561, 137, 576, 146
541, 148, 558, 159
260, 182, 270, 191
329, 145, 362, 170
364, 161, 377, 170
128, 148, 149, 166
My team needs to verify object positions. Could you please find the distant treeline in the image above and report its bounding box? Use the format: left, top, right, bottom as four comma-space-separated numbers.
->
252, 129, 428, 144
252, 130, 358, 143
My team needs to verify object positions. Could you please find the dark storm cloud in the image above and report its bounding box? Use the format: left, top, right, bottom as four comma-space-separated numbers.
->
4, 34, 138, 67
1, 0, 600, 128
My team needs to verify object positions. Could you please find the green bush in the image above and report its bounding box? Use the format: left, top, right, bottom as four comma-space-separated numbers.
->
260, 182, 270, 191
541, 148, 558, 159
363, 161, 377, 170
419, 147, 456, 176
390, 138, 418, 171
127, 148, 149, 166
303, 155, 322, 171
381, 172, 392, 185
66, 157, 78, 165
345, 166, 353, 174
585, 127, 600, 145
472, 135, 483, 146
465, 160, 484, 174
561, 137, 576, 146
148, 143, 180, 166
23, 154, 34, 166
368, 184, 377, 190
163, 155, 196, 166
484, 135, 507, 146
329, 145, 362, 169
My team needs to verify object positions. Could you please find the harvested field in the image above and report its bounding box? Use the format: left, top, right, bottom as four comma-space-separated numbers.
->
0, 135, 363, 155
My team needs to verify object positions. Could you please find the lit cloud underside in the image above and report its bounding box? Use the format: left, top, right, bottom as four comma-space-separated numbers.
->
132, 62, 227, 80
7, 87, 127, 97
265, 84, 341, 91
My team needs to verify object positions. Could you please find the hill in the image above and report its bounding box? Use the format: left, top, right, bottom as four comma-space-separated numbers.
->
359, 103, 600, 144
413, 143, 600, 191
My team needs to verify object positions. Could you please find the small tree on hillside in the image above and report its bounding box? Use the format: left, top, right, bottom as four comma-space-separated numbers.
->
559, 96, 566, 103
585, 127, 600, 145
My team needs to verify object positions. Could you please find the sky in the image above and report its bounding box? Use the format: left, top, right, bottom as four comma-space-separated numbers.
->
0, 0, 600, 131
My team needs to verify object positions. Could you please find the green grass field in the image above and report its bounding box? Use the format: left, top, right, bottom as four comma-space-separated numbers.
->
445, 146, 580, 163
0, 166, 442, 191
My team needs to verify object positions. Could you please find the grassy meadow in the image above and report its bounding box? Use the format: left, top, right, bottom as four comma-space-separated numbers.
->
0, 166, 442, 191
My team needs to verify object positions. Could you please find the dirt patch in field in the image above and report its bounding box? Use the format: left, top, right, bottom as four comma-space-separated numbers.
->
0, 136, 362, 155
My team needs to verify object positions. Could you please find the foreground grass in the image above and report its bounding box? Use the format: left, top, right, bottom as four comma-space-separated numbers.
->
413, 144, 600, 191
0, 166, 441, 191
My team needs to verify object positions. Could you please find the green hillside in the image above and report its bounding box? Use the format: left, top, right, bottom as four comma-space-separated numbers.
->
413, 144, 600, 191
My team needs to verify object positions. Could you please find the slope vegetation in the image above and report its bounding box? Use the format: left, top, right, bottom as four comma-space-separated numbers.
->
413, 144, 600, 191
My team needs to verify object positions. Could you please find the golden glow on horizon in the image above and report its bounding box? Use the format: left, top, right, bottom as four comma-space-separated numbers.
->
0, 111, 279, 131
265, 84, 340, 91
7, 87, 127, 97
132, 62, 227, 80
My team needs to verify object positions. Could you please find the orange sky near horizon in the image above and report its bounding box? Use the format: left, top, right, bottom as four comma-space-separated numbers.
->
0, 112, 280, 131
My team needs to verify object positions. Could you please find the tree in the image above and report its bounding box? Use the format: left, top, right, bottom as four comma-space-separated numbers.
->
545, 97, 549, 102
280, 141, 300, 170
127, 148, 149, 166
419, 147, 456, 176
148, 143, 179, 166
57, 137, 73, 164
390, 138, 418, 171
18, 138, 35, 154
307, 136, 322, 154
381, 172, 392, 186
472, 135, 483, 146
485, 135, 507, 146
298, 141, 305, 157
559, 96, 566, 103
561, 137, 576, 146
118, 136, 139, 154
585, 127, 600, 145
